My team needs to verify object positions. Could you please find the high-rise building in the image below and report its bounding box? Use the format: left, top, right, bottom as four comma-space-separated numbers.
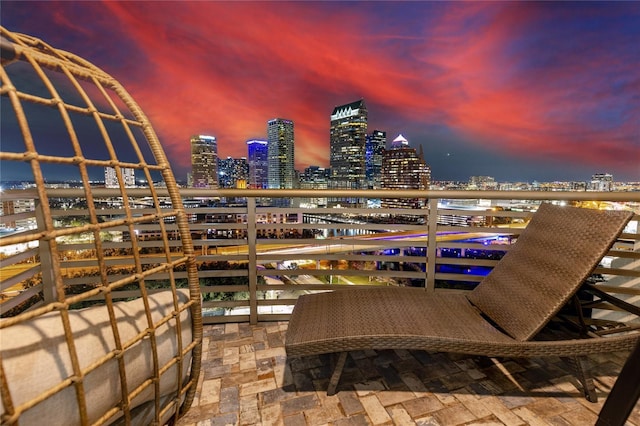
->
104, 167, 135, 188
246, 139, 269, 189
299, 166, 331, 208
381, 134, 431, 209
190, 135, 218, 188
329, 99, 368, 190
300, 166, 331, 187
267, 119, 295, 189
365, 130, 385, 189
218, 157, 249, 189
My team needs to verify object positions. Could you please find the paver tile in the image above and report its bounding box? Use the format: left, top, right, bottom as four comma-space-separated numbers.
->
177, 323, 633, 426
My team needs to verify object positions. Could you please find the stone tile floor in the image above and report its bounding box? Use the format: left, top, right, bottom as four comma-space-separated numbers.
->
178, 322, 640, 426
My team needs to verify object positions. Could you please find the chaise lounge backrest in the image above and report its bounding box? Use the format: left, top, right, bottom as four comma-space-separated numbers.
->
468, 203, 633, 341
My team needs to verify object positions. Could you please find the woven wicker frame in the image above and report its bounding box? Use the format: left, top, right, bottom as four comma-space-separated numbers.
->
0, 27, 202, 424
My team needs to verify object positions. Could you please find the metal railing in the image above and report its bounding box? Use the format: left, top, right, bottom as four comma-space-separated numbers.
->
2, 188, 639, 324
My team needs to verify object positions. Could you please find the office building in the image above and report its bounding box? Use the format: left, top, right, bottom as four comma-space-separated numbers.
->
104, 167, 135, 188
365, 130, 385, 189
329, 99, 368, 190
590, 173, 614, 191
190, 135, 218, 188
300, 166, 331, 187
246, 139, 269, 189
381, 134, 431, 209
218, 157, 249, 189
299, 166, 330, 207
267, 119, 295, 189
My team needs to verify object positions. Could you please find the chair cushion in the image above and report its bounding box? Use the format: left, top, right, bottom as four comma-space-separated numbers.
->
0, 290, 193, 425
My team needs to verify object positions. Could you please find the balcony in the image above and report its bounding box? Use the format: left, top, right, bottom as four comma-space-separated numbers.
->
2, 189, 639, 424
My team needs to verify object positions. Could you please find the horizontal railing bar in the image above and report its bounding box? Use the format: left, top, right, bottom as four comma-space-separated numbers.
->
0, 283, 42, 312
0, 264, 41, 291
435, 273, 484, 282
0, 247, 39, 267
203, 300, 250, 308
593, 285, 640, 296
35, 187, 640, 202
0, 210, 36, 225
256, 254, 424, 263
594, 268, 640, 278
200, 285, 249, 292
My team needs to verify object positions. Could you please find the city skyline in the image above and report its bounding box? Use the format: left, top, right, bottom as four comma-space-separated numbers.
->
1, 1, 639, 183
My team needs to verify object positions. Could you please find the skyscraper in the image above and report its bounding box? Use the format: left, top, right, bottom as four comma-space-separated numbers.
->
267, 119, 295, 189
246, 139, 269, 189
218, 157, 249, 189
190, 135, 218, 188
381, 134, 431, 209
329, 99, 368, 190
299, 166, 331, 208
365, 130, 386, 189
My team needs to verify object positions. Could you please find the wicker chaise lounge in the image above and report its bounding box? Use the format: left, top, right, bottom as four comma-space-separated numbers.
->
285, 203, 639, 400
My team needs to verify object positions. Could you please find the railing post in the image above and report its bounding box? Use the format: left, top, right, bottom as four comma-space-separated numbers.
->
426, 198, 439, 292
247, 196, 258, 324
34, 199, 57, 304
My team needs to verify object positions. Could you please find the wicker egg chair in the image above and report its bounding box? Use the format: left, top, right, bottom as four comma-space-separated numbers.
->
0, 27, 202, 425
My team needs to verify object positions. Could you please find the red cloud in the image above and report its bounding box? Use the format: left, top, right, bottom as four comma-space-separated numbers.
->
82, 1, 639, 179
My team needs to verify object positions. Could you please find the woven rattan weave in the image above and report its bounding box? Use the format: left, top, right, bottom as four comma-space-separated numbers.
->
286, 203, 639, 400
0, 27, 201, 424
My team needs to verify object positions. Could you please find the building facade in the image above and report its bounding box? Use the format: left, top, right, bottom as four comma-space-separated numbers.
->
468, 176, 497, 190
329, 99, 368, 190
590, 173, 614, 191
299, 166, 331, 207
218, 157, 249, 189
104, 167, 135, 188
267, 119, 295, 189
381, 134, 431, 209
0, 198, 36, 231
365, 130, 386, 189
246, 139, 269, 189
190, 135, 218, 188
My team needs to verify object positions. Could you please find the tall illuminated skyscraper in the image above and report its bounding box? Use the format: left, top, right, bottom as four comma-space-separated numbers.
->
381, 134, 431, 209
267, 119, 295, 189
330, 99, 367, 190
190, 135, 218, 188
246, 139, 269, 189
365, 130, 385, 189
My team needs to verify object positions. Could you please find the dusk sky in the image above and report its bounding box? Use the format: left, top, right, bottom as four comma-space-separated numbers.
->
2, 1, 639, 182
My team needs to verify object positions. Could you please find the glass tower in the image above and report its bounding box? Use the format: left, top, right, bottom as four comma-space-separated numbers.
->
246, 139, 269, 189
365, 130, 386, 189
381, 134, 431, 209
190, 135, 218, 188
218, 157, 249, 189
267, 119, 295, 189
329, 99, 368, 190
